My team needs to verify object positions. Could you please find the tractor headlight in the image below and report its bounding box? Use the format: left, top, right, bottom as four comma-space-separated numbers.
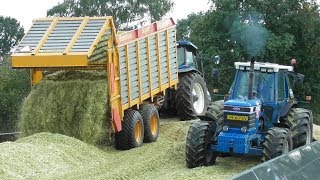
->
241, 126, 247, 133
223, 126, 229, 132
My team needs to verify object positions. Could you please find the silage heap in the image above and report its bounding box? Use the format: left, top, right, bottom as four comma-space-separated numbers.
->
0, 132, 109, 179
0, 122, 259, 180
19, 71, 112, 145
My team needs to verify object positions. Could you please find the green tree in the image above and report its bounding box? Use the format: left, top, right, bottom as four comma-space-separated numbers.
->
0, 16, 24, 56
0, 16, 29, 132
177, 0, 320, 121
0, 56, 30, 132
47, 0, 174, 29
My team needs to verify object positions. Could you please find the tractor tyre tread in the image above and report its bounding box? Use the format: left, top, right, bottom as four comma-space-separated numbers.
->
115, 109, 144, 150
261, 127, 293, 162
207, 100, 224, 132
282, 108, 313, 148
186, 121, 217, 168
175, 72, 209, 121
139, 104, 160, 143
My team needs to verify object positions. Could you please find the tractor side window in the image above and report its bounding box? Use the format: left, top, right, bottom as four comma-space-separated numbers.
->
177, 47, 185, 67
186, 50, 195, 67
278, 71, 285, 101
284, 74, 293, 99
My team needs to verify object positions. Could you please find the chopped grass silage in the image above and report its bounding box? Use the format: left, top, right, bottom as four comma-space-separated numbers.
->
6, 119, 320, 179
0, 132, 109, 179
0, 120, 260, 180
18, 70, 112, 145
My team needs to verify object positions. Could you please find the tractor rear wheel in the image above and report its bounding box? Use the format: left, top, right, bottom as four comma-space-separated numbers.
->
282, 108, 313, 148
186, 121, 217, 168
115, 109, 144, 150
207, 100, 224, 132
261, 127, 293, 162
175, 72, 209, 121
139, 104, 160, 143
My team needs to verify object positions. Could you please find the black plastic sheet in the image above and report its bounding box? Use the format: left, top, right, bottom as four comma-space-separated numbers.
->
230, 141, 320, 180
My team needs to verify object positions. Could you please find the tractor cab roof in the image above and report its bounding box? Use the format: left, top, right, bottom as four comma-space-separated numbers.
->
235, 62, 293, 72
177, 41, 198, 50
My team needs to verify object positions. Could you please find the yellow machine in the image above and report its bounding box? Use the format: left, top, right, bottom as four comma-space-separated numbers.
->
11, 16, 178, 149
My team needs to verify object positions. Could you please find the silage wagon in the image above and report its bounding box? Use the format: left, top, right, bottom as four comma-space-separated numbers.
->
11, 16, 179, 149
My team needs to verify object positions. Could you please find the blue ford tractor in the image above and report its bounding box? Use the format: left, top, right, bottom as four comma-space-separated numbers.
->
185, 59, 314, 168
161, 41, 215, 120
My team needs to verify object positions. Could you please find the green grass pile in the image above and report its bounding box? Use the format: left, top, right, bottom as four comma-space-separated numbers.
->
18, 70, 112, 145
0, 132, 109, 179
0, 121, 259, 180
4, 118, 320, 179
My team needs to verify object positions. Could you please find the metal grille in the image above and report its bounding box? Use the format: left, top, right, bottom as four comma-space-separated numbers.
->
71, 19, 106, 52
16, 20, 52, 52
40, 20, 82, 53
14, 17, 109, 55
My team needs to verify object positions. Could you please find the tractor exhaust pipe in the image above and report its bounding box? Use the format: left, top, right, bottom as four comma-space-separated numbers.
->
248, 57, 255, 100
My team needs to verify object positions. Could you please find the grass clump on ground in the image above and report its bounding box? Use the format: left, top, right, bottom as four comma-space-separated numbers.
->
18, 70, 112, 145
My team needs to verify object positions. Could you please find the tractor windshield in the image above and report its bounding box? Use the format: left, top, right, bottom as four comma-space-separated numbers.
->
232, 70, 275, 102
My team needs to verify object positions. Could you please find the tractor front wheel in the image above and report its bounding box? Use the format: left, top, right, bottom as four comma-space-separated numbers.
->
261, 127, 293, 162
207, 100, 224, 132
186, 121, 217, 168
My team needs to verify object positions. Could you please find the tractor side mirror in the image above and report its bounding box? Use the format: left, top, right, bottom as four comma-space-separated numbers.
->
294, 73, 304, 86
214, 55, 220, 64
211, 68, 220, 79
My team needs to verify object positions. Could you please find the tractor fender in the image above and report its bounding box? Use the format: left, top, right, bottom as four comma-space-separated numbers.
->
178, 67, 202, 76
198, 112, 216, 122
279, 100, 295, 117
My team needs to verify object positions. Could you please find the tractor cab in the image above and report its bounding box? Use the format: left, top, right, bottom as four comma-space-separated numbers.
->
177, 41, 204, 74
226, 62, 295, 131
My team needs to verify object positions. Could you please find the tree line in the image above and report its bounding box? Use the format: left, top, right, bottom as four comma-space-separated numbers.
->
177, 0, 320, 122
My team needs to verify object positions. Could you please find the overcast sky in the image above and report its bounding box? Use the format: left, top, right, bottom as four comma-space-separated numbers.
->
0, 0, 212, 31
1, 0, 319, 31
